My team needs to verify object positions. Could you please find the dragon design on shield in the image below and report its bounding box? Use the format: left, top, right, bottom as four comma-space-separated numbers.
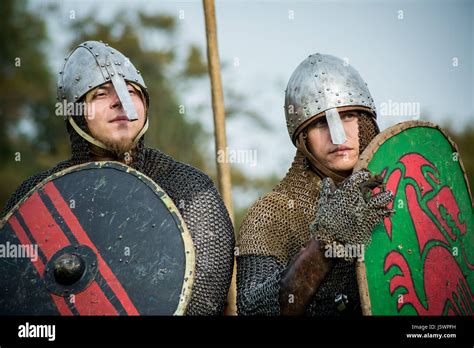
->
381, 153, 474, 315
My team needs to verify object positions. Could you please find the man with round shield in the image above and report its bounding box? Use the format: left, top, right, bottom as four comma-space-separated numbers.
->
2, 41, 235, 315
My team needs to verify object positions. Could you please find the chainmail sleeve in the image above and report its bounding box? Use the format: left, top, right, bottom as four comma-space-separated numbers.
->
236, 255, 286, 315
236, 192, 294, 316
181, 176, 235, 315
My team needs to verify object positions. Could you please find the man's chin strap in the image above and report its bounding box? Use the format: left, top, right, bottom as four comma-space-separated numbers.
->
296, 131, 347, 183
68, 116, 149, 155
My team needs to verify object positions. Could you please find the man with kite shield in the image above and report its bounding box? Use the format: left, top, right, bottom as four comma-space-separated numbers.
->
237, 53, 395, 315
237, 52, 473, 316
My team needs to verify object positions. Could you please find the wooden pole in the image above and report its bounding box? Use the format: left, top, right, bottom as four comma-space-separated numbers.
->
202, 0, 237, 315
356, 261, 372, 315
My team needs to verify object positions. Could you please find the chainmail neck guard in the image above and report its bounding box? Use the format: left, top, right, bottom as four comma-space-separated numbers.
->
238, 150, 321, 263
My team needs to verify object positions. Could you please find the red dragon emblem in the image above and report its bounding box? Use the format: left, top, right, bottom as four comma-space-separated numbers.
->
381, 153, 474, 315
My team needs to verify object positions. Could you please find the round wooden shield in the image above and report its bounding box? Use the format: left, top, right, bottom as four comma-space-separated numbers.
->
0, 161, 195, 315
355, 121, 474, 315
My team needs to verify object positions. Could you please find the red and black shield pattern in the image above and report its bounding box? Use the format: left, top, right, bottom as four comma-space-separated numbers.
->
0, 162, 195, 315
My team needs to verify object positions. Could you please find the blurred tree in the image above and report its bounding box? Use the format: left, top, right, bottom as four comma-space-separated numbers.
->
184, 45, 208, 77
0, 0, 65, 208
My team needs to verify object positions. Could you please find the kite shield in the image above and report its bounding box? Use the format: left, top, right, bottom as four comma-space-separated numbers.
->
355, 121, 473, 315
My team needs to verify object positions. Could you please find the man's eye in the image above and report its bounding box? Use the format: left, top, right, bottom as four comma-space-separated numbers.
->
128, 89, 136, 95
314, 119, 328, 128
342, 114, 356, 121
94, 91, 106, 97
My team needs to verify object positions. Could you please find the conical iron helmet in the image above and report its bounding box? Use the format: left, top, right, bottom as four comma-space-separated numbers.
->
284, 53, 376, 145
57, 40, 149, 120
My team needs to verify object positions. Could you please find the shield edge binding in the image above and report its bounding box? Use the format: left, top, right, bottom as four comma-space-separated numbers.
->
0, 161, 196, 316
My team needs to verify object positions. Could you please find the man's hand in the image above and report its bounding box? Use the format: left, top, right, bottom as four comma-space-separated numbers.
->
310, 170, 394, 249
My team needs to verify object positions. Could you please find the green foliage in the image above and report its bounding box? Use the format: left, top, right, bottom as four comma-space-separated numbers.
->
0, 0, 67, 207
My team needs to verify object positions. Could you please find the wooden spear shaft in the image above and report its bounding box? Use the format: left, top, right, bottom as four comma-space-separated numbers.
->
203, 0, 234, 222
203, 0, 237, 315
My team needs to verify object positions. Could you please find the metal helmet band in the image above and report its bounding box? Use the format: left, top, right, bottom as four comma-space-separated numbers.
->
284, 53, 376, 145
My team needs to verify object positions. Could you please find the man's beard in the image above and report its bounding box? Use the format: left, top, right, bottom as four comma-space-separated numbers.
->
102, 137, 134, 156
94, 133, 137, 162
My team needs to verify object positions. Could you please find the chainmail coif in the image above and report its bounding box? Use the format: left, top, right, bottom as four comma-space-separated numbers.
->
236, 113, 379, 315
2, 115, 235, 316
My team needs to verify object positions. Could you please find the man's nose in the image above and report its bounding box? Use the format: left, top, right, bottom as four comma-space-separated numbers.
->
110, 93, 123, 109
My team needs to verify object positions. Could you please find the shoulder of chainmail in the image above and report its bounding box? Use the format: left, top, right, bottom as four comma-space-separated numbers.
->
238, 151, 321, 264
141, 147, 235, 315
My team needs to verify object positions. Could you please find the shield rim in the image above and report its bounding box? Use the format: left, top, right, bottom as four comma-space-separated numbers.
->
0, 160, 195, 316
353, 120, 473, 315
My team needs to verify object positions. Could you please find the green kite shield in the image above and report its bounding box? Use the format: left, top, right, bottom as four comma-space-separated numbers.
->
0, 161, 195, 315
355, 121, 474, 315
